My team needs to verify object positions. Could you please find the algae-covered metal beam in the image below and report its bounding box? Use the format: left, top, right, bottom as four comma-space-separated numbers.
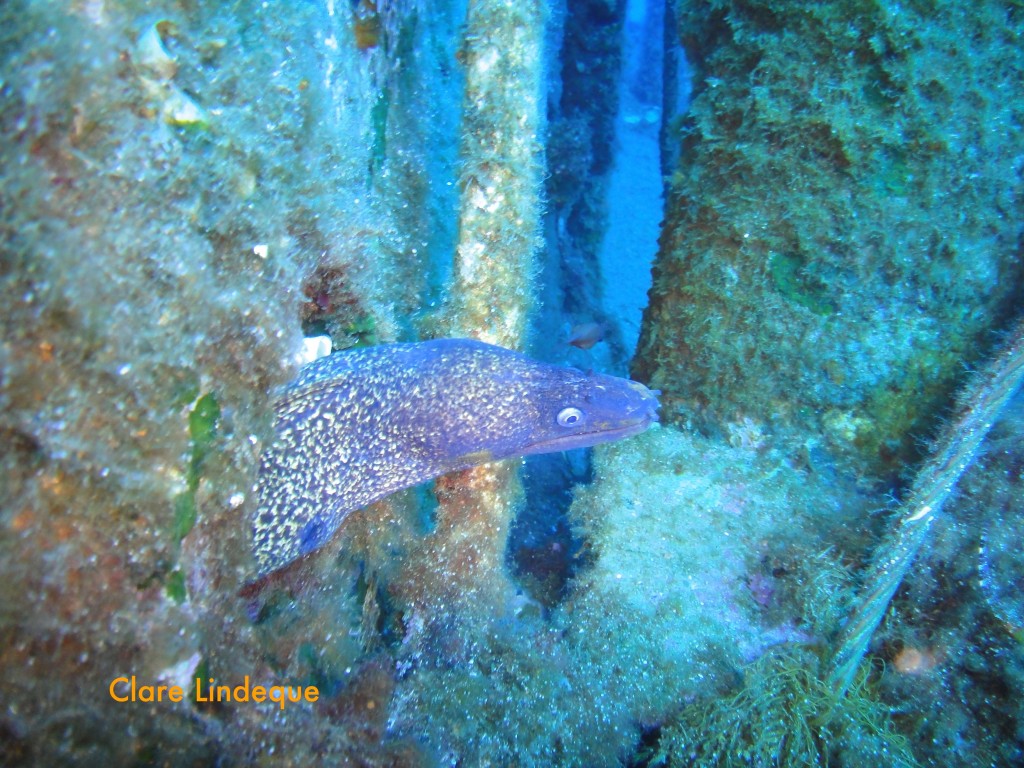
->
447, 0, 545, 348
829, 317, 1024, 695
423, 0, 547, 615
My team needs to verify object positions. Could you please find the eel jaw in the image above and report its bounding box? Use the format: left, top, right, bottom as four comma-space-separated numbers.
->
520, 412, 659, 456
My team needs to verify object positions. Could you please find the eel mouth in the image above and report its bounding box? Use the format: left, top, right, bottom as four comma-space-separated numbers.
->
521, 412, 659, 455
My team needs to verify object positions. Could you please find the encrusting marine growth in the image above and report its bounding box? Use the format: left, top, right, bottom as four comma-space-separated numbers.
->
828, 317, 1024, 694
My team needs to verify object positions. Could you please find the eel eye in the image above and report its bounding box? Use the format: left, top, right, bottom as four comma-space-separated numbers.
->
557, 407, 584, 427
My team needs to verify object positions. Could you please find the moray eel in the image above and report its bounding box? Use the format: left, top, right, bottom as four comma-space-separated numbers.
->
253, 338, 660, 577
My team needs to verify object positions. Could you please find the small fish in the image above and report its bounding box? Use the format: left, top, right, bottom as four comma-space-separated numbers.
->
567, 322, 605, 350
253, 338, 659, 577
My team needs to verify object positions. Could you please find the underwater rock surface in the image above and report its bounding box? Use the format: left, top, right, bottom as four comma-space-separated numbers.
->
634, 0, 1024, 477
379, 425, 872, 765
0, 0, 454, 763
887, 395, 1024, 767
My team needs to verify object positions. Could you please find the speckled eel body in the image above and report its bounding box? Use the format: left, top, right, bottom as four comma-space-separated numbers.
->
253, 338, 660, 576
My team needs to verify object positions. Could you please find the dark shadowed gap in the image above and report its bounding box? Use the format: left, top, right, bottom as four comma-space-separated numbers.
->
509, 0, 668, 607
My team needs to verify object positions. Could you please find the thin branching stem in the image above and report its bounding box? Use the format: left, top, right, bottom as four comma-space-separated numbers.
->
829, 316, 1024, 694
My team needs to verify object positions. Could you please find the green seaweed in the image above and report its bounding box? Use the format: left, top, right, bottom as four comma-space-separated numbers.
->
169, 393, 219, 552
191, 657, 211, 707
163, 393, 220, 604
188, 392, 220, 484
767, 251, 834, 317
172, 491, 197, 541
165, 569, 187, 603
344, 314, 379, 347
654, 647, 917, 768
